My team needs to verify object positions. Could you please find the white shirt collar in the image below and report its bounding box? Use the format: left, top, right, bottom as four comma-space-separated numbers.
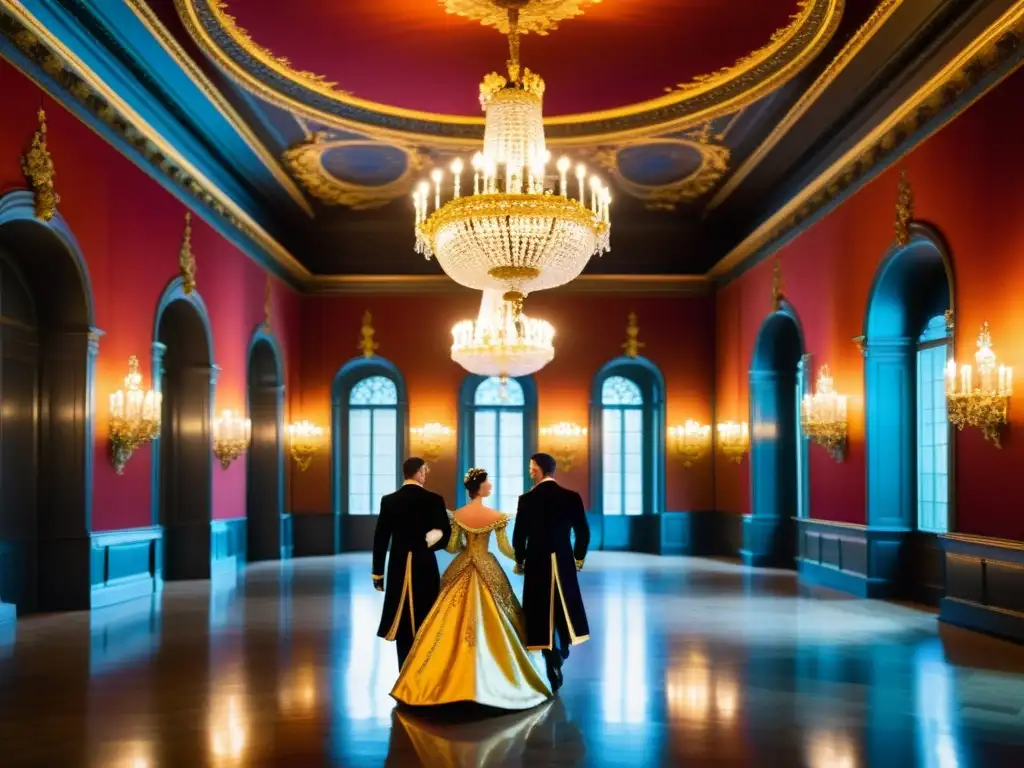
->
402, 480, 422, 487
536, 477, 556, 485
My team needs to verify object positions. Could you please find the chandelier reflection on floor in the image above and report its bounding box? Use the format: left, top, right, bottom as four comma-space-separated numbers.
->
451, 289, 554, 391
414, 5, 611, 304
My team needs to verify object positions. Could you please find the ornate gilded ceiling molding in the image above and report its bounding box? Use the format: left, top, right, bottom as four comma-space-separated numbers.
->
710, 0, 1024, 281
281, 133, 425, 209
175, 0, 843, 145
0, 1, 308, 282
306, 273, 711, 296
592, 128, 731, 211
709, 0, 903, 212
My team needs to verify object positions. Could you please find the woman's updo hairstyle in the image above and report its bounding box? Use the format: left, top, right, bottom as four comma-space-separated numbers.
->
463, 467, 488, 498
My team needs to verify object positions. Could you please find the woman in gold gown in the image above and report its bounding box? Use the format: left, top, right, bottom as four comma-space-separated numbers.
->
390, 469, 552, 710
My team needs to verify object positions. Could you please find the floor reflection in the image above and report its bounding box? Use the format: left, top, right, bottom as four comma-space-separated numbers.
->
0, 552, 1021, 765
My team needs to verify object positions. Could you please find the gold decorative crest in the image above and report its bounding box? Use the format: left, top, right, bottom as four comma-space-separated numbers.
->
359, 310, 379, 358
179, 212, 196, 294
263, 275, 272, 330
21, 108, 59, 221
622, 312, 644, 358
894, 169, 913, 247
771, 257, 784, 312
439, 0, 601, 35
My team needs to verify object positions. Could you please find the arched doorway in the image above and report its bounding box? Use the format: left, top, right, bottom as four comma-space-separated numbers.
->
0, 190, 97, 616
744, 301, 804, 568
864, 224, 953, 601
152, 278, 215, 580
246, 328, 287, 561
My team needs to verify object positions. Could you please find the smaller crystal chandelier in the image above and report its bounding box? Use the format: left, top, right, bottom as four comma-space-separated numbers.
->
668, 420, 711, 468
801, 365, 848, 461
108, 355, 161, 474
452, 289, 554, 387
410, 422, 454, 463
716, 421, 749, 463
947, 322, 1012, 446
539, 421, 587, 473
287, 420, 325, 472
212, 409, 251, 470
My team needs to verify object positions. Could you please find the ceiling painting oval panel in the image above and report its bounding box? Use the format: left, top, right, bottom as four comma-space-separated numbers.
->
176, 0, 844, 144
616, 142, 705, 187
320, 144, 410, 187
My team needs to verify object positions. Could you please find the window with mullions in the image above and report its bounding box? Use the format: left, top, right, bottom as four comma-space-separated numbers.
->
602, 376, 644, 517
916, 314, 951, 533
348, 375, 399, 516
471, 377, 526, 515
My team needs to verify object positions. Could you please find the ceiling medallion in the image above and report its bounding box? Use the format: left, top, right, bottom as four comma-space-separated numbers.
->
439, 0, 601, 35
414, 6, 610, 303
451, 289, 555, 385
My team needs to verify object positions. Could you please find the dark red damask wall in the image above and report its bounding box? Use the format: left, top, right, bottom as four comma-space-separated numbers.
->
0, 60, 301, 531
715, 64, 1024, 541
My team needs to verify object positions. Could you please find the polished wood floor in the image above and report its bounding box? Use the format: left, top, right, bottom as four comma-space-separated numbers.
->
1, 551, 1023, 766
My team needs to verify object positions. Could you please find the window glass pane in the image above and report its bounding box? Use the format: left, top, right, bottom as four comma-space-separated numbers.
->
349, 375, 398, 406
601, 376, 643, 406
475, 410, 497, 438
916, 342, 950, 534
475, 376, 524, 406
348, 401, 397, 516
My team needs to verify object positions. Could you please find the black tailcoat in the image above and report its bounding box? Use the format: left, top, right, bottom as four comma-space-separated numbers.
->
372, 484, 451, 640
512, 480, 591, 650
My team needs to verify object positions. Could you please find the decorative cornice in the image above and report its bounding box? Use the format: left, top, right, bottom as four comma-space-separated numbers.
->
122, 0, 314, 217
710, 1, 1024, 281
708, 0, 903, 211
0, 1, 309, 284
306, 273, 711, 297
176, 0, 843, 145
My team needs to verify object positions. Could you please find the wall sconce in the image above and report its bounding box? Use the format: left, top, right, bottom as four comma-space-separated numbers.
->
716, 421, 749, 463
410, 422, 453, 463
947, 322, 1012, 446
108, 355, 161, 475
287, 420, 325, 472
668, 420, 711, 468
800, 364, 848, 461
539, 422, 588, 473
212, 409, 251, 470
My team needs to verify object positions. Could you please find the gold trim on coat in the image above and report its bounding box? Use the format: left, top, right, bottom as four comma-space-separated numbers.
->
384, 552, 417, 641
528, 553, 589, 651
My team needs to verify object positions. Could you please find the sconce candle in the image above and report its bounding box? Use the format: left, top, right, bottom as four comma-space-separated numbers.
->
716, 421, 749, 463
539, 421, 587, 473
212, 409, 251, 470
800, 364, 848, 461
668, 420, 711, 468
947, 322, 1012, 445
108, 355, 161, 474
410, 422, 453, 464
287, 420, 325, 472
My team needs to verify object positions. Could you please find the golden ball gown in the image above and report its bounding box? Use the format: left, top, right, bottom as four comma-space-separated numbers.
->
390, 514, 552, 710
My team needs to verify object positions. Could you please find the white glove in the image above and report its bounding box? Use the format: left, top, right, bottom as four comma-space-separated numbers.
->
425, 529, 443, 548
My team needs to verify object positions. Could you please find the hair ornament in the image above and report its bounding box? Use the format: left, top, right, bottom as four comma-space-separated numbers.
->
464, 467, 487, 483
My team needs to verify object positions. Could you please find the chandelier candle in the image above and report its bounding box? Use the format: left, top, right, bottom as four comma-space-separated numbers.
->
413, 7, 611, 304
108, 355, 162, 474
946, 322, 1012, 445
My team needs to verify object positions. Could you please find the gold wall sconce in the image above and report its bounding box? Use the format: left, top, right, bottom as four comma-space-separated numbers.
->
539, 422, 587, 473
947, 322, 1012, 446
286, 420, 326, 472
716, 421, 749, 463
800, 364, 848, 461
410, 422, 453, 463
212, 409, 251, 470
667, 420, 711, 468
108, 355, 161, 474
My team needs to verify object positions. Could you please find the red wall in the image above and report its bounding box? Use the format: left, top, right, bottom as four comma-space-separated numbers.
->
715, 64, 1024, 541
0, 60, 301, 531
293, 293, 716, 515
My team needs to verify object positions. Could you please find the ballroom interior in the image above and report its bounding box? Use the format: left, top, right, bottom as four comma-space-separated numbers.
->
3, 0, 1024, 765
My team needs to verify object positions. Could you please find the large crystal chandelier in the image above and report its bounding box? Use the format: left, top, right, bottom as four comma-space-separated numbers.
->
414, 5, 611, 304
451, 289, 554, 382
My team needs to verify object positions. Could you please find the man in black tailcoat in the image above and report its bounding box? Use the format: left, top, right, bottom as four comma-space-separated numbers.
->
372, 457, 451, 669
513, 452, 591, 691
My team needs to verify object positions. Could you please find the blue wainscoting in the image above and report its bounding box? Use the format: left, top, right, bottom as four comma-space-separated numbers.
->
0, 600, 15, 625
796, 519, 908, 597
940, 534, 1024, 644
589, 512, 740, 556
211, 519, 247, 579
280, 513, 294, 560
90, 527, 163, 610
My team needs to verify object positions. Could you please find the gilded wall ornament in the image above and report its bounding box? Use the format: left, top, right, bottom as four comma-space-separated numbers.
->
894, 169, 913, 247
439, 0, 601, 35
359, 310, 379, 358
622, 312, 644, 358
179, 212, 196, 294
771, 256, 784, 312
21, 108, 59, 221
263, 275, 272, 331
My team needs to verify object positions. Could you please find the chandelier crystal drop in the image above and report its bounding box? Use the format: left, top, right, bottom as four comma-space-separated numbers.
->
451, 289, 555, 382
414, 7, 611, 303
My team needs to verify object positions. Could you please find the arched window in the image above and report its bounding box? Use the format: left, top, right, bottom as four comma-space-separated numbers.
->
601, 376, 645, 517
457, 375, 538, 510
347, 375, 399, 516
916, 314, 951, 533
